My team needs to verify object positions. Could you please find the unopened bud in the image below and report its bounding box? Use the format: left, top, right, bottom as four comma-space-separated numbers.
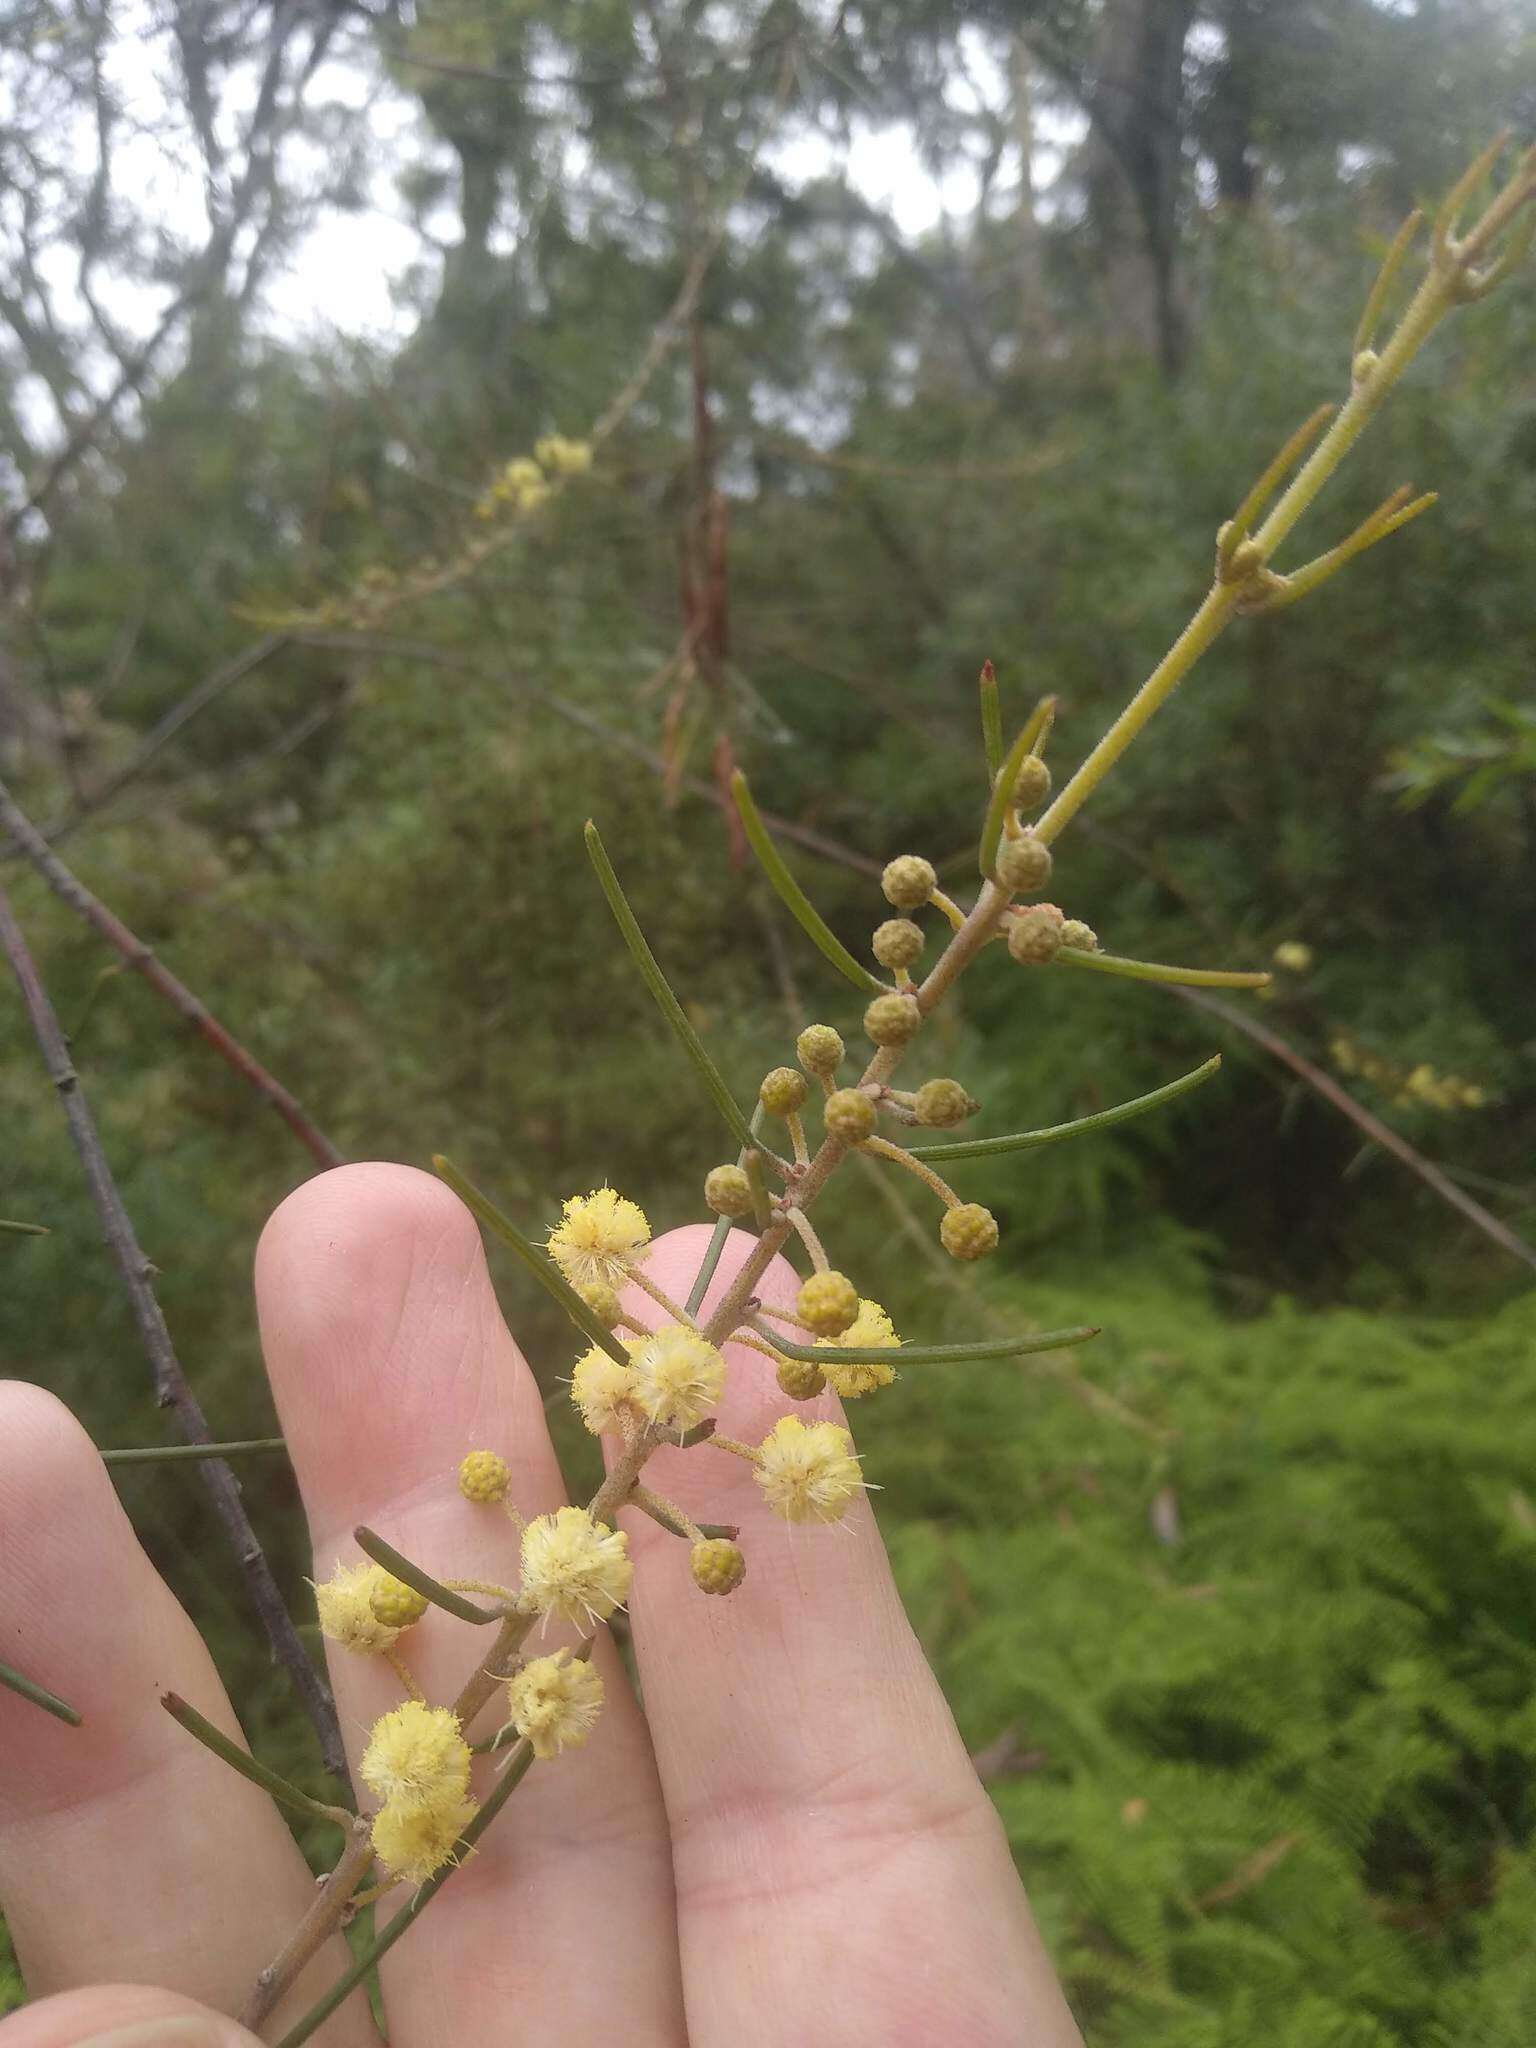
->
705, 1165, 754, 1218
872, 918, 925, 970
881, 855, 936, 910
997, 831, 1053, 895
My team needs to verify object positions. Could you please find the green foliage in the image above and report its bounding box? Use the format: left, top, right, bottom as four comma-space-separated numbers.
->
867, 1271, 1536, 2045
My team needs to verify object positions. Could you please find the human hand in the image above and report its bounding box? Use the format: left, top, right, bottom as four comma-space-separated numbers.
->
0, 1163, 1083, 2047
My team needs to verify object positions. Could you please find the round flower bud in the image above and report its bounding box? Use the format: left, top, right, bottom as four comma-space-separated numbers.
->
776, 1355, 827, 1401
691, 1537, 747, 1597
881, 855, 936, 911
760, 1065, 810, 1116
1273, 940, 1313, 974
940, 1202, 999, 1262
369, 1575, 429, 1631
458, 1449, 510, 1503
313, 1562, 405, 1654
1009, 754, 1052, 812
797, 1024, 844, 1076
914, 1077, 975, 1128
997, 831, 1053, 895
1007, 903, 1065, 966
705, 1164, 754, 1218
824, 1087, 877, 1143
872, 918, 924, 970
864, 992, 922, 1047
1059, 918, 1099, 953
1352, 348, 1380, 383
798, 1270, 860, 1338
577, 1279, 623, 1327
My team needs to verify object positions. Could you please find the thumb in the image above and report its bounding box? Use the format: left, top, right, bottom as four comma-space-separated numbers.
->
0, 1987, 264, 2048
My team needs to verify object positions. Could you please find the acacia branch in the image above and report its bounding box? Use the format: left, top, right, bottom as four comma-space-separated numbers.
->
0, 775, 343, 1170
0, 880, 351, 1786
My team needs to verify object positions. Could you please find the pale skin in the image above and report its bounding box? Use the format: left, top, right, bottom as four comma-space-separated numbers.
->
0, 1162, 1084, 2048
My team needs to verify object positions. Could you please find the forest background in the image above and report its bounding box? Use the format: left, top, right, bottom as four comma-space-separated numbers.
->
3, 1, 1536, 2041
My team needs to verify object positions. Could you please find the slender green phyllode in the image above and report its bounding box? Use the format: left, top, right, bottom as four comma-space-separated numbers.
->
353, 1526, 502, 1625
732, 770, 886, 994
1, 1656, 81, 1726
912, 1056, 1221, 1163
584, 819, 756, 1147
433, 1155, 633, 1369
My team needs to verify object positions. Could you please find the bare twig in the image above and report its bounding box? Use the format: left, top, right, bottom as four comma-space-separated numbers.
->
1171, 987, 1536, 1275
240, 1815, 376, 2033
0, 775, 343, 1169
0, 882, 350, 1785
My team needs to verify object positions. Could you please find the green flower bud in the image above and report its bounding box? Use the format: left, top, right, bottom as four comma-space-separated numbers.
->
704, 1165, 754, 1218
798, 1270, 860, 1337
776, 1356, 827, 1401
458, 1449, 511, 1503
1009, 754, 1051, 812
940, 1203, 999, 1262
997, 831, 1053, 895
881, 855, 936, 911
825, 1087, 877, 1142
872, 918, 924, 970
797, 1024, 845, 1075
1059, 918, 1099, 953
369, 1575, 429, 1630
914, 1078, 976, 1128
691, 1537, 747, 1596
1007, 904, 1065, 966
864, 992, 922, 1047
760, 1066, 810, 1116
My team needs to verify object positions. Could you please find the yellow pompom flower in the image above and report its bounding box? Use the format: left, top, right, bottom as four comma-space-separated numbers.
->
626, 1325, 726, 1430
534, 434, 593, 476
520, 1506, 633, 1627
506, 1648, 605, 1760
571, 1345, 640, 1436
755, 1415, 865, 1525
361, 1701, 473, 1814
371, 1793, 478, 1888
546, 1188, 651, 1289
817, 1297, 900, 1398
312, 1562, 405, 1655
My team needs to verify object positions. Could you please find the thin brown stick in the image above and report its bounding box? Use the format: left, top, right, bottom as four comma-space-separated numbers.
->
239, 1815, 376, 2032
0, 881, 351, 1785
0, 775, 343, 1170
1171, 987, 1536, 1275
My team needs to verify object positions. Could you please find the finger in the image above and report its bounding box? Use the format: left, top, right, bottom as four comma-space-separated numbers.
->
0, 1383, 374, 2045
255, 1163, 685, 2048
0, 1984, 261, 2048
615, 1228, 1083, 2048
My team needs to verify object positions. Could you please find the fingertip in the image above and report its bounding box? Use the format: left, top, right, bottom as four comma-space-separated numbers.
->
0, 1985, 262, 2047
255, 1159, 483, 1310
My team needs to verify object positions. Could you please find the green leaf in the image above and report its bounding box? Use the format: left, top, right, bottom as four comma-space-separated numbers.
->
911, 1056, 1222, 1162
731, 771, 886, 994
0, 1656, 81, 1727
979, 696, 1056, 878
0, 1218, 48, 1236
760, 1322, 1099, 1365
161, 1692, 344, 1823
432, 1156, 633, 1368
1055, 948, 1271, 990
584, 820, 755, 1147
101, 1436, 288, 1465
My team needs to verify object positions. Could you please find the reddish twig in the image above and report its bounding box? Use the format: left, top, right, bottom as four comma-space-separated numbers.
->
0, 879, 351, 1786
1172, 987, 1536, 1276
0, 775, 343, 1169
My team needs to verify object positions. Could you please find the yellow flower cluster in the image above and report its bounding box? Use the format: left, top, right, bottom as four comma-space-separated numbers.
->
519, 1505, 633, 1628
815, 1297, 899, 1398
1330, 1036, 1492, 1111
361, 1701, 478, 1887
472, 434, 593, 521
547, 1187, 651, 1289
505, 1648, 605, 1760
312, 1561, 413, 1655
754, 1416, 865, 1525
